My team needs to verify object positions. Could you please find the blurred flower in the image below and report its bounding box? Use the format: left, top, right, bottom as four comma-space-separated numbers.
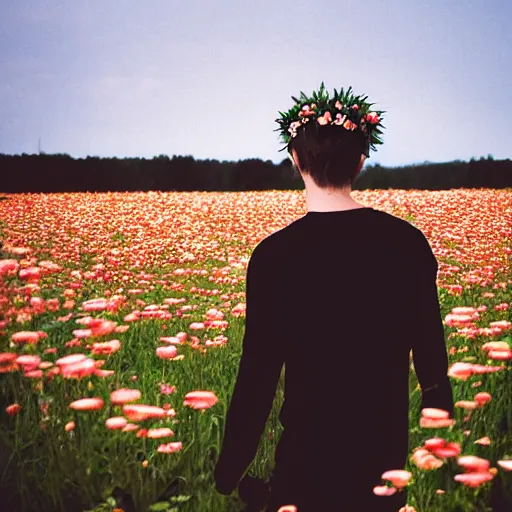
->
156, 346, 178, 359
454, 472, 494, 487
106, 417, 128, 430
6, 403, 21, 416
457, 455, 490, 472
183, 390, 218, 410
110, 388, 142, 405
69, 398, 104, 411
157, 442, 183, 454
159, 384, 176, 395
474, 392, 492, 407
381, 470, 412, 489
123, 404, 166, 422
373, 485, 396, 496
147, 428, 174, 439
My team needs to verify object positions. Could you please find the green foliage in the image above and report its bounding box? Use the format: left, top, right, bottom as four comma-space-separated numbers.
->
274, 81, 386, 157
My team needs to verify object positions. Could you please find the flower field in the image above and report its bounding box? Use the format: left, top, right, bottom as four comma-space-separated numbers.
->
0, 189, 511, 512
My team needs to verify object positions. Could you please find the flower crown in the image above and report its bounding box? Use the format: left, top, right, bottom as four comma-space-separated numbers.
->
274, 82, 386, 158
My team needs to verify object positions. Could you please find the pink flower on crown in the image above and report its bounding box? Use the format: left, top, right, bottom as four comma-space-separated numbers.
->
333, 113, 347, 126
343, 119, 358, 131
288, 120, 302, 138
366, 112, 379, 124
351, 104, 360, 110
335, 100, 343, 110
299, 104, 316, 117
317, 111, 332, 126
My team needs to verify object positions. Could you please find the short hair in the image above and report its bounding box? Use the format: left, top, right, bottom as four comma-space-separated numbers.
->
288, 122, 366, 189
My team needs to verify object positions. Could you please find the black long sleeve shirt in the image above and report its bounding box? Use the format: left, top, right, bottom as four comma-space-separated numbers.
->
214, 207, 454, 496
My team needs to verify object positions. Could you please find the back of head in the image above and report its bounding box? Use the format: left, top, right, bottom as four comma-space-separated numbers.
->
288, 122, 366, 189
274, 82, 386, 190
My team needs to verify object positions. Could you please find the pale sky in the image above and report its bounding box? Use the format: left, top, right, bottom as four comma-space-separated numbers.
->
1, 0, 511, 167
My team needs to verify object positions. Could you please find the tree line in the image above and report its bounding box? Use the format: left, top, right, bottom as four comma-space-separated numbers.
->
0, 153, 510, 193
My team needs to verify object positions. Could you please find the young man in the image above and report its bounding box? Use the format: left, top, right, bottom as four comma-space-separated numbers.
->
214, 84, 454, 511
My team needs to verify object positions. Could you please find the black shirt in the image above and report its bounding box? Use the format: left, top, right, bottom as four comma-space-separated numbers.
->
214, 207, 454, 498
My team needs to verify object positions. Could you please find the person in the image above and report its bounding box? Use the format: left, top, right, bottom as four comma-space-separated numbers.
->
214, 83, 454, 511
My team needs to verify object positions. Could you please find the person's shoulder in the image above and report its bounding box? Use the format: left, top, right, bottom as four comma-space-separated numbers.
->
251, 216, 303, 252
371, 208, 429, 242
248, 222, 297, 271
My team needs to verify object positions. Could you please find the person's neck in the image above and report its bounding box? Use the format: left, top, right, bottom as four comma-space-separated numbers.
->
304, 184, 365, 212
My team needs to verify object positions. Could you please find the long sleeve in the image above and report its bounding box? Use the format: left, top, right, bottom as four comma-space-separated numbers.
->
214, 242, 285, 495
411, 232, 454, 417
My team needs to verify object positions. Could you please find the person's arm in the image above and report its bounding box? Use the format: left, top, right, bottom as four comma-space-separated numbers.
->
214, 242, 285, 495
410, 231, 454, 417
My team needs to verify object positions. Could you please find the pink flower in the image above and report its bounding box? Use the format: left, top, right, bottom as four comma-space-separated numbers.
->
122, 423, 140, 432
497, 460, 512, 471
6, 403, 21, 416
60, 358, 96, 379
373, 485, 396, 496
381, 470, 412, 488
69, 398, 104, 411
11, 331, 41, 344
424, 437, 445, 450
156, 346, 178, 359
91, 339, 121, 355
15, 355, 41, 371
420, 408, 455, 428
457, 455, 490, 473
422, 408, 450, 419
474, 392, 492, 407
147, 428, 174, 439
316, 111, 332, 126
122, 404, 166, 421
455, 400, 478, 410
298, 104, 316, 117
488, 349, 512, 360
106, 417, 128, 430
183, 390, 218, 410
343, 119, 358, 131
110, 388, 142, 405
430, 441, 461, 459
454, 472, 494, 488
56, 354, 87, 366
366, 112, 379, 124
159, 384, 176, 395
0, 259, 19, 276
157, 442, 183, 454
411, 448, 444, 470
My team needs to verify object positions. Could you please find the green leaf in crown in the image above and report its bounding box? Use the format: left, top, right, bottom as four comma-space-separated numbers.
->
274, 82, 386, 158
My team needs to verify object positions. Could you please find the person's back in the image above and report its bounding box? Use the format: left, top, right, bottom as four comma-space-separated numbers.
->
215, 207, 454, 511
265, 207, 454, 510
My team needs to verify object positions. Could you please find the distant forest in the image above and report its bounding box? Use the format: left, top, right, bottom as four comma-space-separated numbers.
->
0, 153, 510, 193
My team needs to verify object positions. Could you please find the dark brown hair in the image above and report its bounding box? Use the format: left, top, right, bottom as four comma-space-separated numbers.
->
288, 122, 366, 189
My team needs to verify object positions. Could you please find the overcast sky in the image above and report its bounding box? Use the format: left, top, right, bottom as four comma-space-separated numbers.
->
1, 0, 511, 167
